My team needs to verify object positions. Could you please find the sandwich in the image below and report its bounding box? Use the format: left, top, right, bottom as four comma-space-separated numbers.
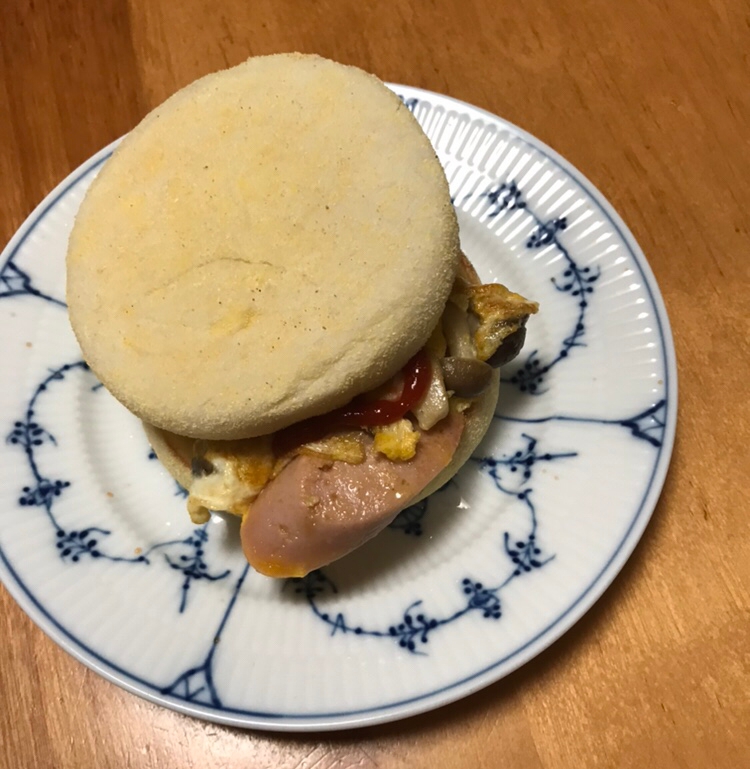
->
66, 53, 538, 578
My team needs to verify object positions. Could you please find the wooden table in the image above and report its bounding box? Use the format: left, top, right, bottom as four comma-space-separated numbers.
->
1, 1, 748, 766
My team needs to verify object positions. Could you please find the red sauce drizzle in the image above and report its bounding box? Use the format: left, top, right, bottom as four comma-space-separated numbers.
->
273, 349, 431, 456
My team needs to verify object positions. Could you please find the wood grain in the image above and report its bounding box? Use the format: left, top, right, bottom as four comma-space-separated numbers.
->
1, 0, 748, 766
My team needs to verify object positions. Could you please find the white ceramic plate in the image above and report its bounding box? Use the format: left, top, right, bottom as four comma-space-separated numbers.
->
0, 86, 676, 731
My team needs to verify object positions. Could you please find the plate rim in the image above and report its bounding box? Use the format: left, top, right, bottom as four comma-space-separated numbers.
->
0, 85, 678, 731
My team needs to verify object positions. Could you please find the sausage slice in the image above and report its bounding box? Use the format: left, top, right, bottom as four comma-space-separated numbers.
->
241, 412, 465, 577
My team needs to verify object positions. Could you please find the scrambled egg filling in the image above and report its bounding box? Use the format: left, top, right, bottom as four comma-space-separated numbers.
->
373, 419, 421, 461
467, 284, 539, 362
299, 433, 366, 464
187, 438, 274, 523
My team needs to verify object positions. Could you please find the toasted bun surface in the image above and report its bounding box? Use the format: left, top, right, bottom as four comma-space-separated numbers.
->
67, 54, 459, 440
142, 424, 194, 492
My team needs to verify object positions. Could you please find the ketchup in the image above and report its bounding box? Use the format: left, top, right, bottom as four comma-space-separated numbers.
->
273, 349, 432, 455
